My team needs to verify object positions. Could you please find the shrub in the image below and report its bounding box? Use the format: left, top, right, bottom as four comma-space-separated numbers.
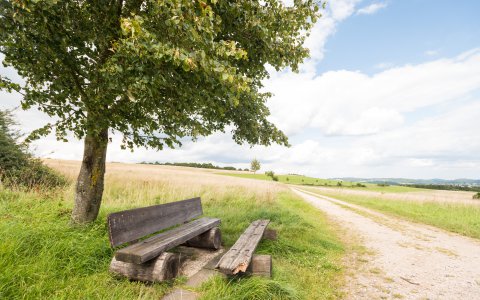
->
0, 110, 67, 189
473, 192, 480, 200
265, 171, 274, 178
337, 182, 342, 186
356, 183, 366, 187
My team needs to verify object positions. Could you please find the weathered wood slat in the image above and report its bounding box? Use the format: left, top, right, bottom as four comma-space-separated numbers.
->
115, 217, 221, 264
107, 197, 203, 247
216, 219, 269, 275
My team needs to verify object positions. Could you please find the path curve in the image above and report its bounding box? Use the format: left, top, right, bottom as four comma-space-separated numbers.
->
292, 188, 480, 299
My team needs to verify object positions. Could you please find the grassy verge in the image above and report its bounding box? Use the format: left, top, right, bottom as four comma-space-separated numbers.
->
0, 163, 345, 300
302, 188, 480, 239
222, 173, 347, 186
222, 173, 421, 193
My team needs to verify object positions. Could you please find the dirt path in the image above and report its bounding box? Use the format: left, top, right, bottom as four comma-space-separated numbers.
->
292, 188, 480, 299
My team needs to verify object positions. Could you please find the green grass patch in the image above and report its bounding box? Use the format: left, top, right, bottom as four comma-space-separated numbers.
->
353, 184, 422, 193
303, 188, 480, 239
223, 173, 347, 186
222, 173, 422, 193
0, 188, 344, 299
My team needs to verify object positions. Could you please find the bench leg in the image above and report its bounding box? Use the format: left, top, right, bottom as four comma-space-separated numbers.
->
247, 254, 272, 277
185, 227, 222, 250
109, 252, 180, 282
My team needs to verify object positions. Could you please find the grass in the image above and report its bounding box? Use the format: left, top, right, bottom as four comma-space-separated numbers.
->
222, 173, 421, 193
350, 184, 421, 193
0, 161, 345, 299
302, 188, 480, 239
223, 173, 350, 186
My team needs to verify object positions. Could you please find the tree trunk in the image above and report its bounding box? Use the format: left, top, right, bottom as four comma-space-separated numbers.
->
71, 128, 108, 224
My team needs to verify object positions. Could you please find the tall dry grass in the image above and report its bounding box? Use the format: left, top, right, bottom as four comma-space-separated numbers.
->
44, 159, 284, 209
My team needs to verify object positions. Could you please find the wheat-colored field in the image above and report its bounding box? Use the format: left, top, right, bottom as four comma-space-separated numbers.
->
44, 159, 283, 208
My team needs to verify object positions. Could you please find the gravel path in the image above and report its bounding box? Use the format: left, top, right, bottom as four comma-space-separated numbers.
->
293, 188, 480, 299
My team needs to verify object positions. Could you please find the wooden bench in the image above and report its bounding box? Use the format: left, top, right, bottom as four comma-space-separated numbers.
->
216, 219, 271, 276
108, 197, 221, 282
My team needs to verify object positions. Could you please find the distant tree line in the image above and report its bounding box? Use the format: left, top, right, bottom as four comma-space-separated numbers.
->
140, 161, 248, 171
402, 184, 480, 192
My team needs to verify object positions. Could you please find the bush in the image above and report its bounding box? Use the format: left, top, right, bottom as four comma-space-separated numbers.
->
356, 183, 366, 187
337, 182, 342, 187
0, 110, 67, 189
473, 192, 480, 200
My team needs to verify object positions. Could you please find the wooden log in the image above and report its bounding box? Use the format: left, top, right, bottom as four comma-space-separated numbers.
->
263, 228, 277, 241
109, 252, 180, 282
185, 227, 222, 249
216, 219, 270, 275
247, 254, 272, 277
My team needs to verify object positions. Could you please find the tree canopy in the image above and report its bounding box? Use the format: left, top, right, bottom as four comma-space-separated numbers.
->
1, 0, 323, 223
1, 0, 321, 149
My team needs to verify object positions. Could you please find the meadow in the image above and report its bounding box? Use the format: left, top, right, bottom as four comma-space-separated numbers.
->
224, 173, 351, 186
0, 160, 345, 300
302, 187, 480, 239
224, 173, 422, 193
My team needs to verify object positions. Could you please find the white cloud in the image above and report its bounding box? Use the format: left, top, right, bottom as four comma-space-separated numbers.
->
266, 49, 480, 137
357, 2, 388, 15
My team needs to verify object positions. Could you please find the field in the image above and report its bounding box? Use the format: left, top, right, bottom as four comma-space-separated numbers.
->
302, 186, 480, 239
223, 173, 422, 193
0, 160, 345, 300
224, 173, 351, 186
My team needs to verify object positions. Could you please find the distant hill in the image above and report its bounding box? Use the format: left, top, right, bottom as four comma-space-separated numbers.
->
333, 177, 480, 189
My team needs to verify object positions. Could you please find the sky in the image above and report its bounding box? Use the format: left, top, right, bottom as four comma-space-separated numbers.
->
1, 0, 480, 179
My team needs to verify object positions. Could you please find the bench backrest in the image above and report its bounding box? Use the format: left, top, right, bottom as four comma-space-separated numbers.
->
107, 197, 203, 247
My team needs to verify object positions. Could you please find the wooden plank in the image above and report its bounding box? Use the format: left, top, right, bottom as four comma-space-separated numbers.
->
107, 197, 203, 247
216, 219, 269, 275
115, 217, 221, 264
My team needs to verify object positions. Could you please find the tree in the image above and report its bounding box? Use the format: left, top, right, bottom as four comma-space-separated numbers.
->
0, 0, 322, 224
250, 159, 261, 174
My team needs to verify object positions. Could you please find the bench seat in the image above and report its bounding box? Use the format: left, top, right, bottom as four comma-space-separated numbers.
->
115, 217, 221, 264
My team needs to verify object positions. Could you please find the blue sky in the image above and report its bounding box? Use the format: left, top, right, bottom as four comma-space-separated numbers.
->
1, 0, 480, 179
319, 0, 480, 74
